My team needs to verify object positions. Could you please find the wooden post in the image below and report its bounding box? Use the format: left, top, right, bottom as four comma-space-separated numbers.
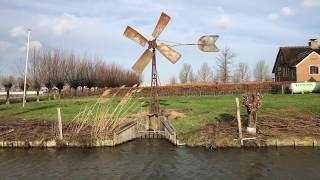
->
281, 85, 284, 95
57, 108, 63, 140
235, 98, 243, 145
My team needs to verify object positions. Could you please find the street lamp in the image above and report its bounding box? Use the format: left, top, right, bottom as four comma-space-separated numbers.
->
23, 29, 31, 108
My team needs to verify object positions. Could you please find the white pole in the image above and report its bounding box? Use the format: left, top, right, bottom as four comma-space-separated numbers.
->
23, 29, 31, 107
235, 97, 243, 146
57, 108, 63, 140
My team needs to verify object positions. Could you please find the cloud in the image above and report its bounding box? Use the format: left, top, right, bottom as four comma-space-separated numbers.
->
268, 6, 294, 21
214, 16, 232, 29
19, 40, 42, 52
0, 41, 12, 51
30, 40, 43, 49
53, 14, 82, 35
280, 7, 294, 16
302, 0, 320, 7
216, 6, 225, 13
268, 13, 280, 20
10, 26, 27, 38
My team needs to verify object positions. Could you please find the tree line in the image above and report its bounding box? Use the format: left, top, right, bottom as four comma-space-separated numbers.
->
1, 47, 141, 104
174, 47, 272, 84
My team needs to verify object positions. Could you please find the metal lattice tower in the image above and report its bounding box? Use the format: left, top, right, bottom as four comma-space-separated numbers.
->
149, 48, 160, 116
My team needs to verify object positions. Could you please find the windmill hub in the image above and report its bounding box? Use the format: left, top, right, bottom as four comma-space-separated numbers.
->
148, 39, 157, 49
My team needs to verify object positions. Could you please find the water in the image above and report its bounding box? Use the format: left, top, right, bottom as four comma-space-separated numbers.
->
0, 139, 319, 180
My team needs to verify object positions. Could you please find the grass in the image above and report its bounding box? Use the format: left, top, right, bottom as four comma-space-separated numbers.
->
0, 93, 319, 136
161, 94, 320, 134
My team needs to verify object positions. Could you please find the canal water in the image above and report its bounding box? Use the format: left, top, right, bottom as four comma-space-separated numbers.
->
0, 139, 319, 180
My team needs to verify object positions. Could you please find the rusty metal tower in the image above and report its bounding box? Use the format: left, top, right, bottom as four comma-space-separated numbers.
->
123, 12, 181, 117
149, 48, 159, 116
123, 12, 220, 118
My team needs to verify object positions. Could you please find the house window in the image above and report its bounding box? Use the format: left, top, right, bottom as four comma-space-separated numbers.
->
310, 65, 319, 74
284, 67, 288, 77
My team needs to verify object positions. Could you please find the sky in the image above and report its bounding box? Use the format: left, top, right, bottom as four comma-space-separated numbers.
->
0, 0, 319, 84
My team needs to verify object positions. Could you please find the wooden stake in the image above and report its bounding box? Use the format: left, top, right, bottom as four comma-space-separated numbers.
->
57, 108, 63, 140
235, 98, 243, 145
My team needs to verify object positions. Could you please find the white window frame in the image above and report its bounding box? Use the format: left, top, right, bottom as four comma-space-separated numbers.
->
309, 65, 320, 75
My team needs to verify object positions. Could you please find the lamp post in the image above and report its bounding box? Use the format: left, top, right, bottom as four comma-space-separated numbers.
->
23, 29, 31, 108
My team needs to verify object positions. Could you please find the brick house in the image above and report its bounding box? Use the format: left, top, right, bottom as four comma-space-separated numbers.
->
272, 39, 320, 82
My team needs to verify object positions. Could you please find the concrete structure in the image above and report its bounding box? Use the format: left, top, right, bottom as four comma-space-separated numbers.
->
0, 116, 177, 148
273, 39, 320, 82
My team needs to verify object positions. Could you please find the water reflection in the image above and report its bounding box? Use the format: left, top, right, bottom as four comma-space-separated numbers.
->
0, 140, 319, 180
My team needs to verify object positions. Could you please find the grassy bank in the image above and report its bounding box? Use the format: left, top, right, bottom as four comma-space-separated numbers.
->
0, 94, 319, 145
160, 94, 320, 135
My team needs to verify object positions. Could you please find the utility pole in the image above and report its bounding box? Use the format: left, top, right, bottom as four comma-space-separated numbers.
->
23, 29, 31, 108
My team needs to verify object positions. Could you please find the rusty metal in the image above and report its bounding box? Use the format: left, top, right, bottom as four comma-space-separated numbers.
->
148, 39, 157, 49
123, 12, 182, 117
149, 48, 160, 116
131, 49, 153, 74
152, 12, 171, 39
156, 43, 181, 64
123, 26, 148, 47
198, 35, 219, 52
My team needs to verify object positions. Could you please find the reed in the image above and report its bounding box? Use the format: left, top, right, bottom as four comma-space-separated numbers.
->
69, 84, 143, 140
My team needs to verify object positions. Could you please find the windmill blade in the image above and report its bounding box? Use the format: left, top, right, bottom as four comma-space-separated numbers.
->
152, 12, 171, 39
123, 26, 148, 47
132, 49, 154, 74
156, 43, 181, 64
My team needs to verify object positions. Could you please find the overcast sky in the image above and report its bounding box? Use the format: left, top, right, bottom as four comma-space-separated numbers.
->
0, 0, 319, 83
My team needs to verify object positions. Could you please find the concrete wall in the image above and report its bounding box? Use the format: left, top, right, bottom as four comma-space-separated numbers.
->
0, 117, 178, 148
159, 116, 177, 145
0, 91, 44, 96
113, 122, 137, 145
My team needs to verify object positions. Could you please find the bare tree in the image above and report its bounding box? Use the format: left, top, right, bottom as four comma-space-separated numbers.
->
216, 47, 235, 82
17, 77, 31, 101
254, 60, 270, 81
39, 48, 55, 100
179, 63, 195, 83
1, 76, 15, 104
27, 46, 141, 98
65, 52, 80, 96
51, 49, 66, 99
197, 62, 213, 82
169, 76, 177, 85
189, 70, 197, 83
233, 62, 250, 83
29, 48, 43, 102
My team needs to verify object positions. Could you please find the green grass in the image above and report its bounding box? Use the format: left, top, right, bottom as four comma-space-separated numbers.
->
0, 94, 319, 135
0, 97, 97, 121
160, 94, 320, 134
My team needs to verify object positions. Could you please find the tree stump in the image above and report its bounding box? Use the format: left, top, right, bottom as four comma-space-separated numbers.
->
242, 93, 263, 135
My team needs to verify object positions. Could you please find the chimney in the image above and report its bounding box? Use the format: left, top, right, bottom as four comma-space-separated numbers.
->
309, 39, 318, 49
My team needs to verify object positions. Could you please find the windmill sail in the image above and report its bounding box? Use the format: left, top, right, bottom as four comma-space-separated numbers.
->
124, 26, 148, 47
156, 43, 181, 64
152, 12, 171, 39
132, 49, 154, 74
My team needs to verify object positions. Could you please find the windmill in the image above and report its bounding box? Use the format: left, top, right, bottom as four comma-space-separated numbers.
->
123, 12, 219, 117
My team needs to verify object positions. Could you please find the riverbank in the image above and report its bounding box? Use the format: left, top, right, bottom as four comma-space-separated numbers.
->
179, 110, 320, 148
0, 110, 319, 148
0, 94, 319, 148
